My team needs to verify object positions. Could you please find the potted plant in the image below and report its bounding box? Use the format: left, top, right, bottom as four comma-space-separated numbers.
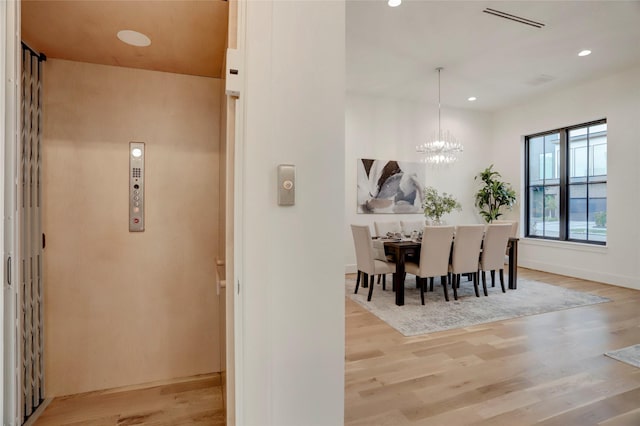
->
422, 186, 461, 225
474, 165, 517, 222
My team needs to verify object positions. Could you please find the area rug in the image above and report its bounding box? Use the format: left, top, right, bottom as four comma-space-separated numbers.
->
605, 344, 640, 368
346, 276, 610, 337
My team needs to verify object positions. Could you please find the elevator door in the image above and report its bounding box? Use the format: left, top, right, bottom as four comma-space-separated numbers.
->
18, 43, 45, 424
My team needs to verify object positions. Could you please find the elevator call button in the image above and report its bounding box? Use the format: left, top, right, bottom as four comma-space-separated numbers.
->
130, 142, 145, 232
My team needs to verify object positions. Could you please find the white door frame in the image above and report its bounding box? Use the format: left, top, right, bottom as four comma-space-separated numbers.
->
231, 0, 246, 424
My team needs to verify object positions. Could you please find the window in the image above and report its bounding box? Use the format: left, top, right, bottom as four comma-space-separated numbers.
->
525, 120, 607, 245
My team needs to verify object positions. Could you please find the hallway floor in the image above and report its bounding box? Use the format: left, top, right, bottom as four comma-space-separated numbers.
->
33, 374, 224, 426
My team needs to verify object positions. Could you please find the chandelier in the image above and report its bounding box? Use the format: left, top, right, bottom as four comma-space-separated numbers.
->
416, 67, 463, 165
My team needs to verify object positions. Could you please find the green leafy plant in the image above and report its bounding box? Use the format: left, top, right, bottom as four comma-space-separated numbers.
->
594, 211, 607, 228
474, 165, 517, 223
422, 186, 461, 223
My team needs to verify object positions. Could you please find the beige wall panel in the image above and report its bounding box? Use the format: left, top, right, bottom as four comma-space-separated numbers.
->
42, 59, 222, 396
22, 0, 228, 78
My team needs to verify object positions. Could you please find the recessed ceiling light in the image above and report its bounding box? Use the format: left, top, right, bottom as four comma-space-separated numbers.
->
578, 49, 591, 57
117, 30, 151, 47
388, 0, 402, 7
468, 96, 477, 102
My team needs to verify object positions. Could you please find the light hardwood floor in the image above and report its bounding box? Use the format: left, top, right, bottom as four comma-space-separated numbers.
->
345, 268, 640, 426
33, 374, 224, 426
32, 268, 640, 425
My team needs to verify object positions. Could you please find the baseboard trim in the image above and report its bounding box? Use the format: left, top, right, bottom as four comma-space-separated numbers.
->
54, 372, 221, 399
519, 259, 640, 290
23, 398, 52, 426
345, 264, 357, 275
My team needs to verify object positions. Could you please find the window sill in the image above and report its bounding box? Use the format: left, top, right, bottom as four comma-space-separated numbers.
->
521, 237, 608, 253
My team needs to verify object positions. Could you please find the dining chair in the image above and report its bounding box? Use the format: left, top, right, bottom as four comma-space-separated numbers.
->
492, 219, 519, 264
449, 225, 485, 300
372, 238, 393, 287
351, 225, 396, 301
400, 219, 426, 236
374, 220, 401, 238
492, 219, 519, 238
405, 226, 455, 304
479, 223, 513, 295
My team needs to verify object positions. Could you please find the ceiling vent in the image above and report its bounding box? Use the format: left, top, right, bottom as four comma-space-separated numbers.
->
483, 8, 545, 29
526, 74, 556, 86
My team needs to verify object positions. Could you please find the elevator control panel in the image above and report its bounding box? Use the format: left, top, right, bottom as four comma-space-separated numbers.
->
129, 142, 145, 232
277, 164, 295, 206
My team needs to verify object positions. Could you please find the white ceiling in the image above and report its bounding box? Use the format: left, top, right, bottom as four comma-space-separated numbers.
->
347, 0, 640, 111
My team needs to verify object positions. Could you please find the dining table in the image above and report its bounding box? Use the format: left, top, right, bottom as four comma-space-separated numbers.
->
383, 237, 519, 306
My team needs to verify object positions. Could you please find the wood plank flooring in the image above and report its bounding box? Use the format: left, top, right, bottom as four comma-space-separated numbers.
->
31, 268, 640, 425
33, 374, 224, 426
345, 268, 640, 426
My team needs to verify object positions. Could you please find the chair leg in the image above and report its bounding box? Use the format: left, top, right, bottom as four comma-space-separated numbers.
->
382, 274, 386, 291
377, 274, 381, 284
420, 278, 425, 305
367, 274, 375, 301
355, 271, 361, 294
481, 271, 488, 296
499, 269, 506, 293
429, 277, 434, 292
491, 270, 496, 287
452, 274, 459, 300
363, 272, 368, 288
473, 272, 480, 297
441, 275, 449, 302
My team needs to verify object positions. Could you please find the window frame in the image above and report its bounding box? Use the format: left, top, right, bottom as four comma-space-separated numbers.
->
524, 119, 607, 246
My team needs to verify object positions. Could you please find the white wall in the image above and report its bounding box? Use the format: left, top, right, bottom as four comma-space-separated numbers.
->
240, 1, 345, 425
345, 93, 493, 271
491, 64, 640, 290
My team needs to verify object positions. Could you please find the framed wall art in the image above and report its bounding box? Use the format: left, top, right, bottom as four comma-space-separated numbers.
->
357, 158, 425, 214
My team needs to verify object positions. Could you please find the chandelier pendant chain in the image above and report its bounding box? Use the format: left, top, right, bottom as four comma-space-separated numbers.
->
437, 67, 442, 142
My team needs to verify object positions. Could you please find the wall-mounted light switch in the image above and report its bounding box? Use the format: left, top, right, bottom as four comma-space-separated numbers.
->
129, 142, 145, 231
277, 164, 295, 206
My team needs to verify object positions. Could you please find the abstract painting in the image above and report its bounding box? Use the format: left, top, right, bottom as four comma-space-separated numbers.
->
357, 158, 425, 214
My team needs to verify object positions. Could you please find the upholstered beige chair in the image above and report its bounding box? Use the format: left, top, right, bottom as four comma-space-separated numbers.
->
479, 224, 513, 295
492, 219, 519, 262
405, 226, 455, 304
351, 225, 396, 301
400, 219, 426, 236
374, 220, 401, 238
449, 225, 485, 300
492, 219, 519, 238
